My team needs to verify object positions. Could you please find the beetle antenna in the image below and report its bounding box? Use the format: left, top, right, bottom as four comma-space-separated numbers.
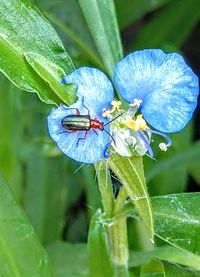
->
103, 128, 116, 145
104, 113, 124, 127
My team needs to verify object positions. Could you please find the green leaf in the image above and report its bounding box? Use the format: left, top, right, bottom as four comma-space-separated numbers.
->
108, 153, 154, 240
0, 0, 75, 104
189, 165, 200, 186
133, 0, 200, 51
146, 141, 200, 183
164, 262, 200, 277
39, 0, 103, 68
25, 52, 77, 105
47, 241, 89, 277
0, 174, 54, 276
79, 0, 123, 77
187, 142, 200, 185
140, 259, 165, 277
152, 193, 200, 255
129, 246, 200, 271
23, 155, 68, 245
81, 165, 101, 218
115, 0, 170, 30
88, 210, 114, 277
0, 76, 23, 200
44, 11, 104, 69
94, 161, 114, 217
145, 124, 193, 195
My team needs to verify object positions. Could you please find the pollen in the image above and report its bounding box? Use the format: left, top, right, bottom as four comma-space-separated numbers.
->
111, 100, 122, 112
125, 114, 147, 131
159, 143, 168, 151
102, 108, 112, 118
102, 100, 122, 118
125, 118, 137, 130
130, 99, 142, 108
137, 115, 147, 130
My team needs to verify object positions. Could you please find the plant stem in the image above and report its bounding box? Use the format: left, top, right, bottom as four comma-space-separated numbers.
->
95, 160, 129, 276
108, 216, 129, 277
114, 186, 128, 214
95, 161, 114, 217
108, 153, 154, 240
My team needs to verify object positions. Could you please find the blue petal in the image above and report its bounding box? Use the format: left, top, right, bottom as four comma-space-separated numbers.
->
62, 67, 114, 116
114, 49, 199, 133
47, 105, 111, 164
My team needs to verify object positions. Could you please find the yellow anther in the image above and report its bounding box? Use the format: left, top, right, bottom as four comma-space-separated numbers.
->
102, 108, 112, 118
136, 114, 147, 130
125, 118, 138, 131
111, 100, 122, 112
125, 114, 147, 131
131, 99, 142, 108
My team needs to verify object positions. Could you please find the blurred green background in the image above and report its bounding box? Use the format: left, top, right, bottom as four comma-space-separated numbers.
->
0, 0, 199, 260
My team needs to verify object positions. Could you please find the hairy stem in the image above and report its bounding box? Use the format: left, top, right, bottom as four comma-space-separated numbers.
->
108, 216, 129, 277
95, 160, 114, 217
95, 160, 129, 276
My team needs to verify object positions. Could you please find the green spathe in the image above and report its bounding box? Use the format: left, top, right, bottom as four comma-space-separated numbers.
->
0, 0, 75, 104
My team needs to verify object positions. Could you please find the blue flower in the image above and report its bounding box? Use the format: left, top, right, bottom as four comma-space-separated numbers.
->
48, 49, 199, 163
114, 49, 199, 133
48, 67, 114, 164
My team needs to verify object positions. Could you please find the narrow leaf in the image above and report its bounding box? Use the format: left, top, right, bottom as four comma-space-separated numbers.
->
189, 165, 200, 186
129, 246, 200, 271
0, 174, 54, 276
0, 77, 22, 199
140, 259, 165, 277
0, 0, 75, 104
25, 53, 77, 105
164, 262, 200, 277
146, 141, 200, 182
145, 124, 193, 195
95, 161, 114, 217
0, 35, 59, 104
88, 210, 114, 277
47, 241, 89, 277
79, 0, 123, 77
108, 153, 154, 239
44, 11, 104, 69
81, 165, 101, 218
23, 155, 68, 245
115, 0, 170, 30
152, 193, 200, 255
133, 0, 200, 50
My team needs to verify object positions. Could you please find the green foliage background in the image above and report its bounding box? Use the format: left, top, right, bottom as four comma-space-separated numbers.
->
0, 0, 200, 276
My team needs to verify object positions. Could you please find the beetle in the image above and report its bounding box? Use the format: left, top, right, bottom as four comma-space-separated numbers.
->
60, 105, 122, 146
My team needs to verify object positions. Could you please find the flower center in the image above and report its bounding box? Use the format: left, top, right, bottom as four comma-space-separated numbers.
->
125, 114, 147, 131
102, 99, 172, 158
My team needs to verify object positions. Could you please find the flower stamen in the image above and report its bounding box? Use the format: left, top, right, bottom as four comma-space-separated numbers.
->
102, 100, 122, 118
111, 100, 122, 112
130, 99, 142, 108
137, 130, 153, 157
147, 129, 172, 151
102, 108, 112, 118
125, 114, 147, 131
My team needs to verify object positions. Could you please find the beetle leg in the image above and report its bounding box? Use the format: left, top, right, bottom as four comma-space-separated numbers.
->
58, 130, 68, 135
61, 105, 80, 116
58, 130, 76, 135
81, 97, 90, 115
77, 131, 88, 146
92, 129, 98, 135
